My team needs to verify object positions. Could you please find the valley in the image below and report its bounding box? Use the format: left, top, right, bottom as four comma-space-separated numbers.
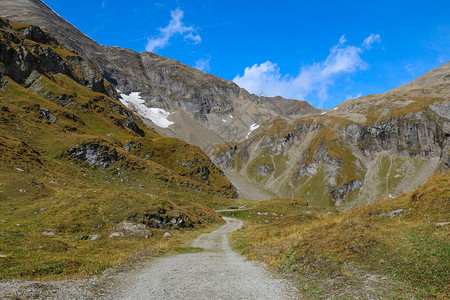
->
0, 0, 448, 299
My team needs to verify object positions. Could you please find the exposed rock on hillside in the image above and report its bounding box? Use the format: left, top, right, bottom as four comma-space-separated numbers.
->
66, 141, 119, 168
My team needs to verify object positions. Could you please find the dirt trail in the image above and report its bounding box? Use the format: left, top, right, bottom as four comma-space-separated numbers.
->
118, 217, 300, 299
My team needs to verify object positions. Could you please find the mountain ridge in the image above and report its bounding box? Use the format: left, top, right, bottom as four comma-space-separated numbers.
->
0, 0, 320, 153
1, 0, 448, 207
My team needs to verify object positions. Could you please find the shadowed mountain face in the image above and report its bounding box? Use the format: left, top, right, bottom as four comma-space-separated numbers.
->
0, 0, 319, 153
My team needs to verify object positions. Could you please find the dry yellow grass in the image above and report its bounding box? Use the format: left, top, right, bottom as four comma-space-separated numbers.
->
228, 172, 449, 298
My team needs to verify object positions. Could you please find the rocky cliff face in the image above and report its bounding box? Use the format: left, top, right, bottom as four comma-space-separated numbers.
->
213, 63, 449, 207
0, 0, 320, 153
0, 18, 112, 97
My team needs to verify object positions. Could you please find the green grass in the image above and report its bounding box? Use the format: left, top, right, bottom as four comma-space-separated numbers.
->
173, 246, 204, 253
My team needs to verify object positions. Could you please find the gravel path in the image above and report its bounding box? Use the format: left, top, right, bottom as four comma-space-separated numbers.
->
118, 217, 300, 300
0, 217, 300, 299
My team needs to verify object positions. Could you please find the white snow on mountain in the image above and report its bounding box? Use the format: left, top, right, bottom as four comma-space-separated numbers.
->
119, 92, 174, 128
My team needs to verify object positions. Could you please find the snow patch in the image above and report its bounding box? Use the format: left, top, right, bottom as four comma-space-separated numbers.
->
246, 123, 260, 139
229, 115, 234, 119
321, 111, 327, 115
222, 119, 227, 123
119, 92, 174, 128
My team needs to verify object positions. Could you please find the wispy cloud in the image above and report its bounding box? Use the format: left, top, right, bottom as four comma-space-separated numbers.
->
233, 34, 381, 107
362, 33, 381, 49
145, 8, 201, 53
346, 92, 362, 100
195, 57, 211, 72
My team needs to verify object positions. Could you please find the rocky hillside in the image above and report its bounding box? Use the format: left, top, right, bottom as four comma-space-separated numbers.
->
0, 16, 236, 199
213, 63, 449, 207
0, 0, 320, 153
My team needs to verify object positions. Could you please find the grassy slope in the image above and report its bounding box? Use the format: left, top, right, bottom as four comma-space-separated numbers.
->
226, 172, 449, 298
0, 18, 237, 279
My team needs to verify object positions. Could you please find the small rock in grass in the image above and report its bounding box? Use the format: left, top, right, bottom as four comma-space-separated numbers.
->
42, 228, 60, 236
0, 254, 7, 258
388, 209, 405, 217
436, 222, 450, 227
1, 220, 6, 223
16, 224, 20, 226
304, 211, 312, 215
90, 234, 100, 241
163, 232, 172, 238
16, 168, 24, 172
379, 208, 406, 217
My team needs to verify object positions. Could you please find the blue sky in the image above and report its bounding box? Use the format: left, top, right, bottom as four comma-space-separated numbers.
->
44, 0, 449, 109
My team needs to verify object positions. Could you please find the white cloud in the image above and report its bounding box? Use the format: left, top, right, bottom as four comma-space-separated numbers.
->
145, 8, 200, 52
184, 32, 201, 44
195, 57, 211, 72
362, 34, 381, 49
233, 34, 381, 107
346, 93, 362, 100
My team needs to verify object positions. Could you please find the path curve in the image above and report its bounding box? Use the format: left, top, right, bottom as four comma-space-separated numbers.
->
118, 217, 299, 300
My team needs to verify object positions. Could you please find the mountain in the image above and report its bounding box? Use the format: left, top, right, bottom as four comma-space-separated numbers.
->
0, 0, 319, 154
0, 15, 243, 277
0, 16, 236, 198
1, 0, 447, 208
213, 62, 449, 206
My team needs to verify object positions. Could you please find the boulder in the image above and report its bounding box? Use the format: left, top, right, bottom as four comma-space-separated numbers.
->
109, 221, 151, 238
